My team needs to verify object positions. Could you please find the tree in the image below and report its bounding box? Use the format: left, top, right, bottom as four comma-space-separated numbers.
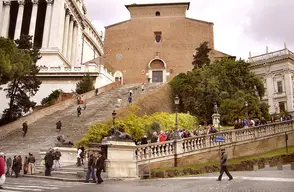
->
76, 74, 94, 94
0, 37, 15, 89
170, 57, 268, 124
192, 41, 212, 70
0, 35, 42, 125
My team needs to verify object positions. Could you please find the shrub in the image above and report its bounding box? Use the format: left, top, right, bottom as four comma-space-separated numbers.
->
76, 107, 198, 147
76, 74, 94, 94
41, 89, 62, 106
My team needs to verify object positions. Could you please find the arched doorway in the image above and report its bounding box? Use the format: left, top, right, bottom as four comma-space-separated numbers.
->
114, 71, 123, 84
148, 59, 166, 83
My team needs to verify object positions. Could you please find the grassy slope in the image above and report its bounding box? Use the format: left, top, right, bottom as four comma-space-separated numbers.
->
152, 146, 294, 172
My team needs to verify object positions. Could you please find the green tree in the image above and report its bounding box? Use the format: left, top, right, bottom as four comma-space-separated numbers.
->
170, 56, 268, 124
0, 35, 41, 125
192, 41, 211, 70
76, 74, 94, 94
0, 37, 15, 88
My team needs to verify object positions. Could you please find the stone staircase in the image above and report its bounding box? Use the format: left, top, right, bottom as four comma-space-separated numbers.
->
0, 83, 163, 157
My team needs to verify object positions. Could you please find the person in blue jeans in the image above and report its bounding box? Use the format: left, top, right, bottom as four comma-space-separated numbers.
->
85, 151, 96, 183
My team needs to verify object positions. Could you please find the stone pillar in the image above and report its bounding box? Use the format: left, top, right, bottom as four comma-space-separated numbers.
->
284, 71, 293, 112
62, 11, 70, 56
71, 23, 78, 65
101, 139, 138, 178
212, 113, 221, 128
1, 0, 11, 38
48, 0, 65, 50
0, 0, 4, 32
42, 0, 54, 48
14, 0, 25, 40
29, 0, 39, 39
66, 19, 74, 60
266, 75, 275, 114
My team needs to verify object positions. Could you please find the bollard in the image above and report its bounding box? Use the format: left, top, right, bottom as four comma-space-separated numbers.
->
264, 163, 270, 169
277, 164, 283, 170
253, 164, 258, 171
291, 162, 294, 170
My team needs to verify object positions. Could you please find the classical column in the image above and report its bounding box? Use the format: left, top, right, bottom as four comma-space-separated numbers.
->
62, 11, 70, 56
284, 70, 293, 112
1, 0, 11, 38
29, 0, 39, 38
66, 19, 74, 60
71, 23, 78, 65
42, 0, 54, 48
266, 75, 275, 114
14, 0, 25, 40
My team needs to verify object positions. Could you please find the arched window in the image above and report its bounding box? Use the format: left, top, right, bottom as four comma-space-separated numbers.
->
155, 11, 160, 16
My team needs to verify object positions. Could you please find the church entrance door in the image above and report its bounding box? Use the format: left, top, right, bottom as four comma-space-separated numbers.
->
152, 71, 163, 83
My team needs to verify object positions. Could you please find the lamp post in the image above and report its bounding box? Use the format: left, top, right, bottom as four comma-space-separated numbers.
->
245, 101, 249, 120
112, 110, 117, 126
173, 95, 181, 139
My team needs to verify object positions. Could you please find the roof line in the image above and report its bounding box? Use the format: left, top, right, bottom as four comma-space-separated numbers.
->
105, 20, 130, 29
125, 2, 190, 10
186, 17, 213, 25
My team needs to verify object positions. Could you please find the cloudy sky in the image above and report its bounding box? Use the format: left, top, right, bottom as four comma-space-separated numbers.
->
84, 0, 294, 60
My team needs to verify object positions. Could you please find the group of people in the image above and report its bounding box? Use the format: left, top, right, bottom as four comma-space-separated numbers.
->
84, 150, 105, 184
44, 148, 62, 176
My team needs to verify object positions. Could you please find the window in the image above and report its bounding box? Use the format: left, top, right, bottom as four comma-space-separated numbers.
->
279, 102, 285, 112
277, 81, 283, 93
155, 11, 160, 16
154, 32, 162, 43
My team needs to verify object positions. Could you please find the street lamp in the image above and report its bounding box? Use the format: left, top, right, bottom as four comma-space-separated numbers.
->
173, 95, 181, 139
112, 110, 117, 126
245, 101, 249, 120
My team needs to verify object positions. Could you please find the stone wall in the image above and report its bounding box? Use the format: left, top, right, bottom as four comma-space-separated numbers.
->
0, 81, 120, 141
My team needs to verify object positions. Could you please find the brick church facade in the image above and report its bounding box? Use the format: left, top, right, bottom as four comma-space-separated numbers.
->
102, 2, 231, 84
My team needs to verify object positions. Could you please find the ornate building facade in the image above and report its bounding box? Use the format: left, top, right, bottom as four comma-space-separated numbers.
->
0, 0, 114, 115
103, 2, 231, 84
249, 44, 294, 115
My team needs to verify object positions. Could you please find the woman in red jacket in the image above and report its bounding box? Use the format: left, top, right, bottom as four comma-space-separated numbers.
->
0, 152, 5, 189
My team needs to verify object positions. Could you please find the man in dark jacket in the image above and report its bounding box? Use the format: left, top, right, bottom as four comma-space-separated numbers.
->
28, 153, 35, 175
44, 149, 54, 176
56, 121, 62, 132
95, 151, 105, 184
217, 149, 233, 181
85, 151, 96, 183
22, 122, 28, 137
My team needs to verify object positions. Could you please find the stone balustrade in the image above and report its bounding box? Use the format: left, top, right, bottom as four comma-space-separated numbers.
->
135, 120, 294, 165
249, 49, 294, 63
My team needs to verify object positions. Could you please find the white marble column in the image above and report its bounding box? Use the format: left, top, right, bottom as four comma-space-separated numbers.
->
1, 0, 11, 38
29, 0, 39, 38
71, 23, 78, 65
14, 0, 25, 40
66, 19, 74, 60
284, 71, 294, 112
266, 75, 275, 114
42, 0, 54, 48
0, 0, 4, 31
62, 11, 70, 56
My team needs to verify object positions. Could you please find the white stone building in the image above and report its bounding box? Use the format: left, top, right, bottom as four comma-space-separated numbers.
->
249, 45, 294, 115
0, 0, 115, 115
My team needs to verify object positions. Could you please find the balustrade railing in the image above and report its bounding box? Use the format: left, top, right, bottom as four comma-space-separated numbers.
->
135, 120, 294, 163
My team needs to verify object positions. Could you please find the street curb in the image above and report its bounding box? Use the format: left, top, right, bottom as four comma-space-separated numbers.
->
23, 175, 134, 182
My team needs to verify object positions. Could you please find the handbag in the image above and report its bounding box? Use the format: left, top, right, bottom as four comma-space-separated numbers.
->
0, 174, 6, 185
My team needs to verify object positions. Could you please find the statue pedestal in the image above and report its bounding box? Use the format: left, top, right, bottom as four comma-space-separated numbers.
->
212, 113, 221, 128
102, 139, 138, 178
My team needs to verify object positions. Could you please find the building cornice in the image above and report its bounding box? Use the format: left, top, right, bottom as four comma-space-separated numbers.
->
66, 0, 86, 29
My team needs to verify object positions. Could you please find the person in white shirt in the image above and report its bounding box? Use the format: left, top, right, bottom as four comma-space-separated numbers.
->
76, 148, 82, 167
129, 90, 133, 97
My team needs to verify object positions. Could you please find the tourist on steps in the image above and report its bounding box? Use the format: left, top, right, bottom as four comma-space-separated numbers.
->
77, 106, 82, 117
22, 121, 28, 137
12, 156, 21, 178
129, 89, 133, 97
217, 149, 233, 181
128, 96, 132, 104
53, 148, 62, 170
56, 121, 62, 132
44, 149, 54, 176
95, 88, 99, 96
0, 152, 5, 189
5, 157, 12, 177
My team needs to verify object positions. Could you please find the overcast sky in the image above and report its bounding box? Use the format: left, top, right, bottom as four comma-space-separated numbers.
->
84, 0, 294, 60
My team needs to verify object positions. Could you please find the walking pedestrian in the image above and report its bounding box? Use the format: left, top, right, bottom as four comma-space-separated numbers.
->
76, 147, 82, 167
128, 96, 132, 104
77, 106, 82, 117
141, 83, 145, 92
56, 121, 62, 132
129, 89, 133, 97
22, 121, 28, 137
217, 149, 233, 181
95, 151, 105, 184
23, 157, 29, 175
0, 152, 5, 189
12, 156, 21, 178
44, 149, 54, 176
54, 148, 62, 170
28, 153, 35, 175
5, 157, 12, 177
85, 151, 96, 183
95, 88, 99, 96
